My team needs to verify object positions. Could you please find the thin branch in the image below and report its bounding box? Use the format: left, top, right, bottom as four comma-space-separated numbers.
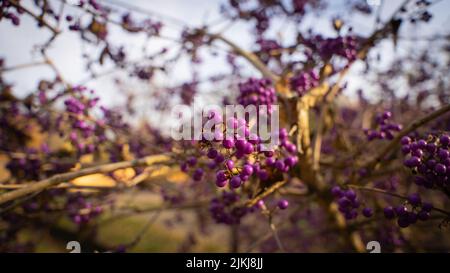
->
99, 201, 208, 224
100, 0, 189, 29
269, 218, 285, 252
125, 209, 162, 249
245, 180, 288, 208
0, 61, 48, 72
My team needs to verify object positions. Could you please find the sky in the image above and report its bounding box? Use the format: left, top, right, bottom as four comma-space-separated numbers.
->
0, 0, 449, 127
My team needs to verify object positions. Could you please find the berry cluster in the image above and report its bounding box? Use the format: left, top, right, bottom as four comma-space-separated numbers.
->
133, 66, 154, 80
403, 133, 450, 190
179, 109, 298, 224
304, 35, 358, 62
383, 193, 433, 228
364, 111, 402, 141
256, 39, 282, 63
209, 191, 252, 224
59, 86, 115, 155
181, 115, 298, 189
66, 194, 103, 225
319, 36, 358, 62
213, 126, 298, 189
180, 82, 197, 105
6, 149, 42, 181
121, 13, 163, 35
331, 186, 372, 220
1, 0, 22, 26
250, 9, 270, 34
289, 70, 319, 96
237, 78, 277, 111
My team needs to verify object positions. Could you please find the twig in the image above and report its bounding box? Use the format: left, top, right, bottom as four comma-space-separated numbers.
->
268, 217, 285, 252
99, 201, 208, 224
230, 224, 239, 253
125, 209, 162, 249
245, 180, 288, 208
0, 61, 48, 72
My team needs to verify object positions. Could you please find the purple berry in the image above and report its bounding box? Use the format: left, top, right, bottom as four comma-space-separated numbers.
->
214, 154, 225, 163
397, 216, 410, 228
277, 199, 289, 210
384, 206, 395, 219
216, 179, 228, 187
242, 164, 254, 175
230, 176, 242, 188
274, 160, 285, 171
216, 170, 227, 182
345, 189, 357, 200
362, 207, 373, 218
207, 148, 218, 159
434, 163, 446, 175
417, 139, 427, 149
258, 170, 269, 180
225, 160, 234, 170
440, 135, 450, 146
243, 142, 254, 154
382, 111, 392, 119
404, 156, 421, 168
407, 193, 421, 206
223, 139, 235, 149
331, 186, 343, 197
418, 210, 430, 221
421, 202, 433, 212
265, 157, 276, 166
338, 197, 351, 208
395, 205, 408, 217
438, 149, 449, 160
400, 136, 411, 145
284, 156, 298, 167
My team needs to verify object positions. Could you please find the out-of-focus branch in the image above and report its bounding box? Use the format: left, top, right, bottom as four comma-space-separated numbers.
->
0, 61, 48, 72
312, 110, 325, 170
245, 180, 288, 208
0, 154, 172, 206
208, 32, 279, 83
268, 218, 285, 252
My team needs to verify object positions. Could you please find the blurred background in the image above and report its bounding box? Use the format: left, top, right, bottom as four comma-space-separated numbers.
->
1, 0, 449, 252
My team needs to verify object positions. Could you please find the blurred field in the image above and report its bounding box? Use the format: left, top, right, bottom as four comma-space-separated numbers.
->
15, 191, 231, 253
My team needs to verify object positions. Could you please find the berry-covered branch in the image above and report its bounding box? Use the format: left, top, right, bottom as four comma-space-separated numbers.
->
365, 103, 450, 171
